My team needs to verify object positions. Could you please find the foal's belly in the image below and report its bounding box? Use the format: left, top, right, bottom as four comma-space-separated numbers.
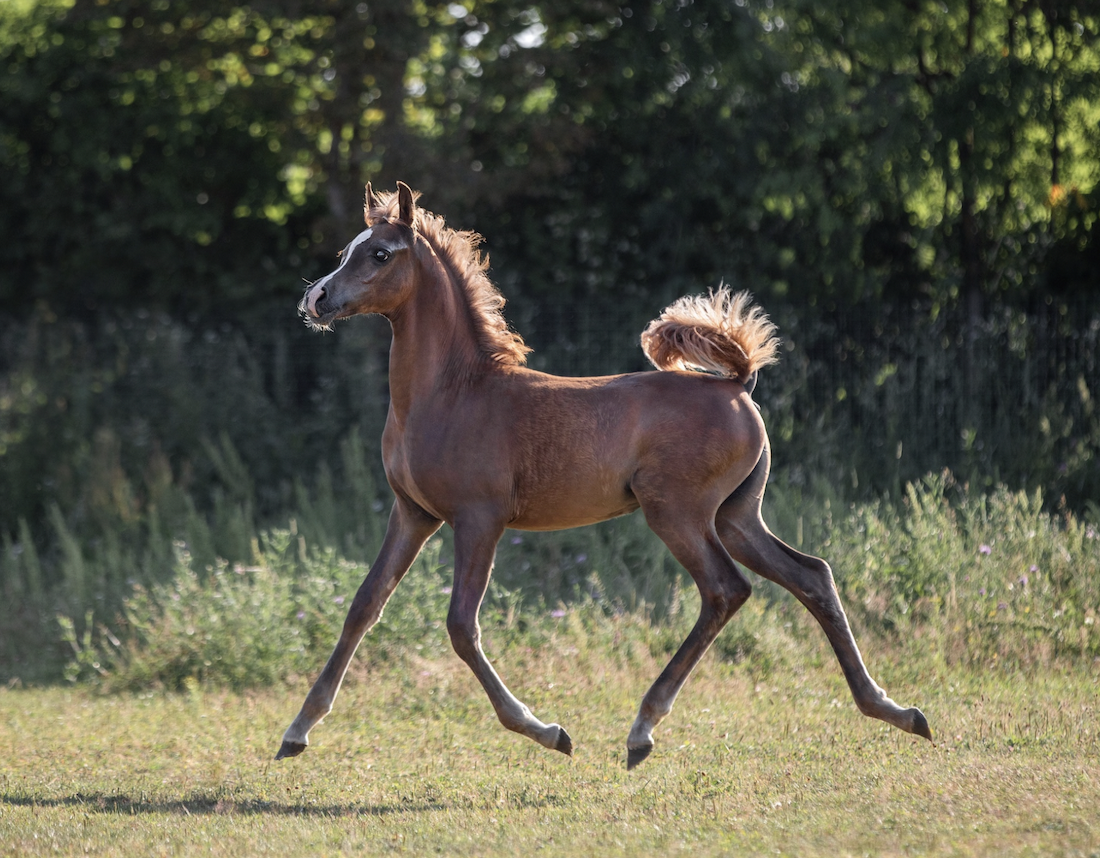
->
506, 464, 643, 531
509, 491, 642, 532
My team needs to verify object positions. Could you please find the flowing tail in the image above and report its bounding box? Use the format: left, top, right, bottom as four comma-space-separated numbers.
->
640, 287, 780, 383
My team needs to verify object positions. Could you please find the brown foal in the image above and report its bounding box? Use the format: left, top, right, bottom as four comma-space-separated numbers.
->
276, 182, 932, 769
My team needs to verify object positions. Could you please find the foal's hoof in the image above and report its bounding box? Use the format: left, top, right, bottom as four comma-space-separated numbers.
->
275, 740, 308, 760
554, 726, 574, 757
909, 708, 934, 743
626, 743, 653, 770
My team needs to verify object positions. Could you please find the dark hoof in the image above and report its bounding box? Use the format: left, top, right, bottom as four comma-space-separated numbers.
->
910, 708, 934, 743
275, 740, 307, 760
626, 743, 653, 770
554, 726, 574, 757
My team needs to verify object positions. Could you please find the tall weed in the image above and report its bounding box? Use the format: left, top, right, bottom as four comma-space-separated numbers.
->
60, 529, 523, 690
823, 472, 1100, 665
57, 472, 1099, 691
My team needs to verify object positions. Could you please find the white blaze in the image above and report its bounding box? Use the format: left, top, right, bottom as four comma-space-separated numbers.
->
307, 227, 373, 316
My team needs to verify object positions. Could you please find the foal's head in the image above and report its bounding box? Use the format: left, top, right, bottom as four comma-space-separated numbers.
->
299, 182, 420, 330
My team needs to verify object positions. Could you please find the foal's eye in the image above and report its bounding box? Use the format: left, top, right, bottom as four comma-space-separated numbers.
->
372, 248, 391, 263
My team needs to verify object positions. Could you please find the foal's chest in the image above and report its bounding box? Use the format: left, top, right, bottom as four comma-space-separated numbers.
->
381, 414, 510, 522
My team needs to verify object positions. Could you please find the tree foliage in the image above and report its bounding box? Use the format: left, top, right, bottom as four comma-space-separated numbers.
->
1, 0, 1096, 317
0, 0, 1097, 517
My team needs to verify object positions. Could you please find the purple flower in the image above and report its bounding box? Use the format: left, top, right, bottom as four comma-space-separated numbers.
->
296, 611, 306, 620
1030, 564, 1039, 573
334, 596, 345, 605
1018, 575, 1028, 588
979, 544, 992, 556
551, 609, 566, 619
979, 588, 987, 597
441, 586, 452, 595
997, 601, 1007, 611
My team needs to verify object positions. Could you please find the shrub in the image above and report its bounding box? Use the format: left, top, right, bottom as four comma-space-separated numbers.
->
824, 472, 1100, 665
55, 472, 1100, 689
59, 530, 526, 690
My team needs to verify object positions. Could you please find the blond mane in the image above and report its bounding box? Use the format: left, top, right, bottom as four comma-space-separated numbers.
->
367, 191, 531, 367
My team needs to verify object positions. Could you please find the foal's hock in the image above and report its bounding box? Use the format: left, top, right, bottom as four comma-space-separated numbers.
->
277, 182, 932, 769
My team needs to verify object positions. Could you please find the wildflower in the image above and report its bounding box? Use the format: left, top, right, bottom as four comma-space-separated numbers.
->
979, 544, 992, 555
551, 608, 566, 619
441, 586, 453, 595
1018, 574, 1028, 588
979, 588, 987, 597
296, 611, 306, 620
997, 601, 1007, 611
1030, 564, 1039, 573
334, 595, 345, 605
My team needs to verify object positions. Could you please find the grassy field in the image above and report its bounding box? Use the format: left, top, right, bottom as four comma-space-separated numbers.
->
2, 634, 1097, 857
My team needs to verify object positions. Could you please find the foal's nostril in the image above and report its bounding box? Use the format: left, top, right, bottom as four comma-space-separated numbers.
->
306, 284, 328, 318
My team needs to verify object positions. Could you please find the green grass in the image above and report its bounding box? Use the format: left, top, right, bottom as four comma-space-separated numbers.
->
4, 474, 1099, 853
2, 634, 1098, 856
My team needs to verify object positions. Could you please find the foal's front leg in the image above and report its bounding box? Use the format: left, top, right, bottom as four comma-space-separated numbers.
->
276, 499, 441, 760
447, 514, 573, 756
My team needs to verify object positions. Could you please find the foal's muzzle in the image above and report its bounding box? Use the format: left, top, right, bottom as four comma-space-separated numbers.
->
300, 282, 337, 329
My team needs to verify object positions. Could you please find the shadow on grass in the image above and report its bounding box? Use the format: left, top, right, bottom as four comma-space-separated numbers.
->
0, 791, 457, 818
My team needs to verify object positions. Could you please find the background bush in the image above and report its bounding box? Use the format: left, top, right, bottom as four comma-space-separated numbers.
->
55, 474, 1099, 691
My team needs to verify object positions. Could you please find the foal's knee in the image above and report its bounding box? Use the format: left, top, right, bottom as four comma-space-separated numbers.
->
727, 576, 753, 618
709, 575, 752, 623
446, 613, 480, 662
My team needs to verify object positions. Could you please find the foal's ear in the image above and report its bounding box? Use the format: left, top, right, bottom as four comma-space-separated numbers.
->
364, 182, 384, 224
396, 181, 416, 228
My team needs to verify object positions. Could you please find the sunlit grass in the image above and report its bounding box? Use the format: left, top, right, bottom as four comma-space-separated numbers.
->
2, 636, 1098, 856
7, 472, 1099, 854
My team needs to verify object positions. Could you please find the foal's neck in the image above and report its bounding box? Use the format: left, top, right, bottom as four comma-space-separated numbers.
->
386, 241, 489, 419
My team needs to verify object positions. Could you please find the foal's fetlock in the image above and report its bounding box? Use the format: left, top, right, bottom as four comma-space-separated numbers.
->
533, 722, 573, 756
858, 694, 934, 744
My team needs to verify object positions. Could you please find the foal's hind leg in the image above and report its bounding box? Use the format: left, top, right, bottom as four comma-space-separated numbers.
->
626, 502, 753, 769
716, 450, 932, 742
276, 498, 441, 760
447, 513, 573, 755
